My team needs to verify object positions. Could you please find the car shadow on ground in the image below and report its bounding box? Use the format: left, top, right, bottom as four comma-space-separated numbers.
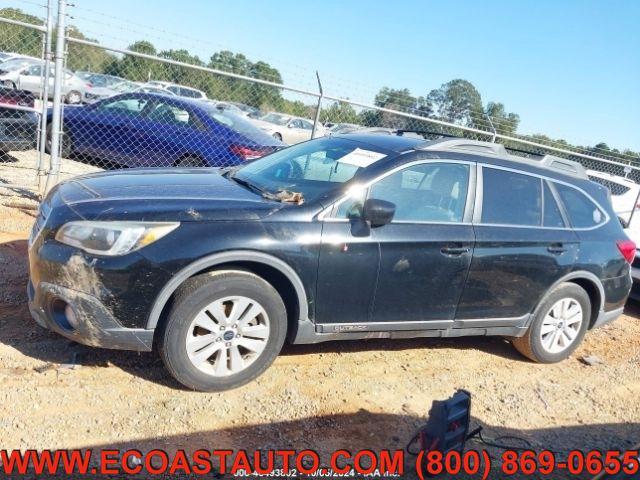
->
16, 413, 640, 479
2, 236, 639, 391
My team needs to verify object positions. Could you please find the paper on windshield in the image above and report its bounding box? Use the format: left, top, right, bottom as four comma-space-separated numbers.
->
337, 148, 386, 168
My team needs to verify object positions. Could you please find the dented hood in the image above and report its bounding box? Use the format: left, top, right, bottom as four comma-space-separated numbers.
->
54, 168, 284, 222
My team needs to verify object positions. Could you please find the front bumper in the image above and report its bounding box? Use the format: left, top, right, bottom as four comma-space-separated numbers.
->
28, 279, 154, 351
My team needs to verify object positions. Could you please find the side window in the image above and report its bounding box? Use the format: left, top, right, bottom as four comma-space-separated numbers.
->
290, 119, 303, 129
166, 86, 180, 95
25, 64, 42, 76
300, 120, 313, 130
147, 102, 191, 126
337, 163, 470, 223
481, 168, 542, 226
543, 182, 566, 228
98, 97, 148, 116
555, 183, 605, 228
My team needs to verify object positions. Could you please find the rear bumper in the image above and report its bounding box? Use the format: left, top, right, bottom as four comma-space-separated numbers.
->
27, 279, 154, 351
592, 306, 625, 329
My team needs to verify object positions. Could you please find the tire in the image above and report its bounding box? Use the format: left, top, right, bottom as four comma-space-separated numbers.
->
65, 90, 82, 104
158, 271, 287, 391
512, 282, 591, 363
175, 156, 205, 167
46, 122, 73, 157
2, 80, 16, 89
272, 132, 282, 141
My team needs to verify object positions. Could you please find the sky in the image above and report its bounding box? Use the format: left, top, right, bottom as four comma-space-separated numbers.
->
11, 0, 640, 151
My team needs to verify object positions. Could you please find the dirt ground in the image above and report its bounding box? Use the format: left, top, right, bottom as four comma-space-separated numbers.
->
1, 153, 639, 479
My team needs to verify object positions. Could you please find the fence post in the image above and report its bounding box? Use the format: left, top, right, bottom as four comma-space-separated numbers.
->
311, 70, 323, 139
37, 0, 54, 192
43, 0, 66, 194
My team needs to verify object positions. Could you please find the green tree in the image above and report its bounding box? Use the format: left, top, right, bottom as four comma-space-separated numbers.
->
66, 27, 117, 73
427, 79, 483, 127
0, 8, 43, 58
320, 101, 359, 124
107, 40, 161, 82
208, 50, 283, 108
484, 101, 520, 135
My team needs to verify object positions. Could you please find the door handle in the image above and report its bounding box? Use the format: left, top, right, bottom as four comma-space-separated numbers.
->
547, 243, 567, 254
441, 246, 470, 256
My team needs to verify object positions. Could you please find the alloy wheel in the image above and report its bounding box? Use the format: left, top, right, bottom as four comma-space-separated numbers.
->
539, 298, 583, 354
185, 295, 270, 376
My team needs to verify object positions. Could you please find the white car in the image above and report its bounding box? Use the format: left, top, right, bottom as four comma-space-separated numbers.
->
0, 52, 38, 63
0, 58, 89, 104
587, 170, 640, 294
146, 81, 207, 100
250, 112, 323, 144
587, 170, 640, 227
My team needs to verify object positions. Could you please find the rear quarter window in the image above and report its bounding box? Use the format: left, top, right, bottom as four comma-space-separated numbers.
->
555, 183, 605, 228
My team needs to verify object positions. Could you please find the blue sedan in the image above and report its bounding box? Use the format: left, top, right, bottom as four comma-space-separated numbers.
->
47, 92, 284, 167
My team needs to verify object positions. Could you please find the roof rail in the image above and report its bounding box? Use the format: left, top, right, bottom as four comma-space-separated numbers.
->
420, 138, 509, 157
540, 155, 588, 179
420, 138, 589, 179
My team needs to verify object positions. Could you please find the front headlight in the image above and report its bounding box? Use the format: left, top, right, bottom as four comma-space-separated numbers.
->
55, 221, 179, 256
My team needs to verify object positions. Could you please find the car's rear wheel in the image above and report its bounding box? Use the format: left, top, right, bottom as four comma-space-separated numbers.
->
158, 271, 287, 391
3, 80, 16, 89
46, 122, 73, 157
512, 282, 590, 363
175, 156, 204, 167
65, 90, 82, 104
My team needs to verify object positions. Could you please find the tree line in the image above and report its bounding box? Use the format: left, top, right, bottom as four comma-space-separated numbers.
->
1, 7, 638, 164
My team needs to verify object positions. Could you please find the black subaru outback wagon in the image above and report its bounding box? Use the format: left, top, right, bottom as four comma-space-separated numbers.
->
28, 135, 634, 391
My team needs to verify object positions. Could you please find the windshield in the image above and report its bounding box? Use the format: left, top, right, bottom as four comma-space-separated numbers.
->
231, 137, 388, 202
261, 113, 290, 126
204, 106, 280, 144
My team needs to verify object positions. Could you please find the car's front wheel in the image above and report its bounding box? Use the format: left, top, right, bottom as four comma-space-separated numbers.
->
159, 271, 287, 391
512, 282, 590, 363
46, 122, 73, 157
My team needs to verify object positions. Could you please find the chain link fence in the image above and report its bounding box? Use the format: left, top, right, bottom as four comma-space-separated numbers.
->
1, 3, 639, 218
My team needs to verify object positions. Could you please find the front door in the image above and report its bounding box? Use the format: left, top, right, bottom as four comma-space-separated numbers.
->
78, 96, 151, 164
367, 161, 475, 326
316, 160, 476, 328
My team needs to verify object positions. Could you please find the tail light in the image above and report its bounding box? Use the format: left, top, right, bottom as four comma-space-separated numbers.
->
616, 239, 636, 264
230, 144, 269, 161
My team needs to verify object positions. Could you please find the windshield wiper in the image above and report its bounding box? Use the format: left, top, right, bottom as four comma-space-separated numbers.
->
228, 175, 269, 196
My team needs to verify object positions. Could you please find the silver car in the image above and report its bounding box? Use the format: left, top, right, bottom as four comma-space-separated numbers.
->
0, 58, 89, 104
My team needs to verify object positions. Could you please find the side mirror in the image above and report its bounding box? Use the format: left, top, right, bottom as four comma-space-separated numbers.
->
363, 198, 395, 227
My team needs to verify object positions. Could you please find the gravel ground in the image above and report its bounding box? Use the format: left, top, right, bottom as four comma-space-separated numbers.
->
0, 149, 102, 209
1, 152, 639, 479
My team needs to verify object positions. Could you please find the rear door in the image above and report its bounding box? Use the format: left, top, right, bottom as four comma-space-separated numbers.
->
17, 64, 44, 95
455, 165, 579, 325
134, 99, 204, 167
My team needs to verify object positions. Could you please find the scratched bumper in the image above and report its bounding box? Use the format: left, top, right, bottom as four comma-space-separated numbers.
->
27, 279, 154, 351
